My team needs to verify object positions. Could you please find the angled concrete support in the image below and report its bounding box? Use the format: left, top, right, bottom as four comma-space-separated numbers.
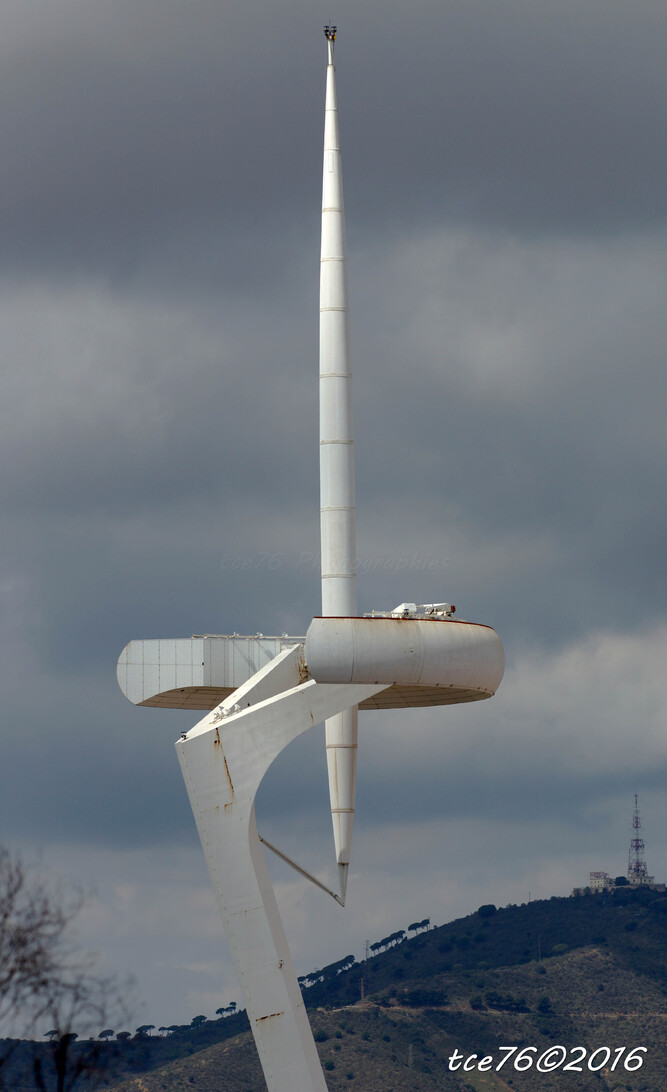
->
176, 647, 385, 1092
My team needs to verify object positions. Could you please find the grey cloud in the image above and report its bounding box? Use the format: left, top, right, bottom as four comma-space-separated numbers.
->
2, 0, 667, 289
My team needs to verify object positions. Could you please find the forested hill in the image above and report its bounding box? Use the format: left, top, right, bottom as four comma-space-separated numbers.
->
4, 886, 667, 1091
302, 882, 667, 1008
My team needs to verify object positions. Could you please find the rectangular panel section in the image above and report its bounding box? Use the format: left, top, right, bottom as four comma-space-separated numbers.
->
117, 636, 303, 707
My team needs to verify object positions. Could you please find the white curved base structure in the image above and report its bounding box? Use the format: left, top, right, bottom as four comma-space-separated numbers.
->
173, 619, 503, 1091
176, 645, 385, 1092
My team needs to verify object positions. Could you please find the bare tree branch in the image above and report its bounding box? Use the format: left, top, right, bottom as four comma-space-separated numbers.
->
0, 847, 78, 1036
0, 847, 131, 1091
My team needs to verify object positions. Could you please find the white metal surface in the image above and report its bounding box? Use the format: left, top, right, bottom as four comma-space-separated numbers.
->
320, 34, 355, 615
116, 635, 302, 709
306, 616, 505, 696
116, 630, 503, 711
320, 32, 358, 891
176, 648, 386, 1092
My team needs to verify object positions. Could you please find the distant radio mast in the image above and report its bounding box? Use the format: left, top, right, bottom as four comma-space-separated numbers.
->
627, 793, 649, 884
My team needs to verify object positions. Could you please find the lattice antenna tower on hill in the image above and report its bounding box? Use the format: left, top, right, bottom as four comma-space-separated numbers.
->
627, 793, 649, 883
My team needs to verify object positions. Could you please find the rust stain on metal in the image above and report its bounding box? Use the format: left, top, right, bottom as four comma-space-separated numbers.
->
296, 649, 309, 683
223, 755, 234, 798
256, 1011, 283, 1023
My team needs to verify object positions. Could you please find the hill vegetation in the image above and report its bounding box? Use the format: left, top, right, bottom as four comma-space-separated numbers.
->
3, 886, 667, 1091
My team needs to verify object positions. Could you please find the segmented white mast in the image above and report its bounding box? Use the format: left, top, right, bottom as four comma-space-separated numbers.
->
320, 26, 357, 899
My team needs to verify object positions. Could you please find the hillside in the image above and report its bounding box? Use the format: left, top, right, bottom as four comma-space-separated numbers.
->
4, 887, 667, 1091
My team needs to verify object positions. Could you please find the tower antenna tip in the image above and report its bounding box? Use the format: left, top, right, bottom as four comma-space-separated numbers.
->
324, 25, 337, 42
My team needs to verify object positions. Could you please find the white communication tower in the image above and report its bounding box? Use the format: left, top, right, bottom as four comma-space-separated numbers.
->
117, 28, 504, 1092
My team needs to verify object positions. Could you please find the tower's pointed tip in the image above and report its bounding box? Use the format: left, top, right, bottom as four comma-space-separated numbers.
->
324, 24, 337, 63
337, 862, 349, 905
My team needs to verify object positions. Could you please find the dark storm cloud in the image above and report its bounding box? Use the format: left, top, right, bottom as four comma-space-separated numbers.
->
348, 229, 667, 642
0, 2, 316, 281
2, 0, 667, 287
0, 285, 318, 519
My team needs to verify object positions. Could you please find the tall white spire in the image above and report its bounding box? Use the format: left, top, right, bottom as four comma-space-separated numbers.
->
319, 26, 357, 899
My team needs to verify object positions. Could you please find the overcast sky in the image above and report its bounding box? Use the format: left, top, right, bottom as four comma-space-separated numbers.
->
2, 0, 666, 1034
